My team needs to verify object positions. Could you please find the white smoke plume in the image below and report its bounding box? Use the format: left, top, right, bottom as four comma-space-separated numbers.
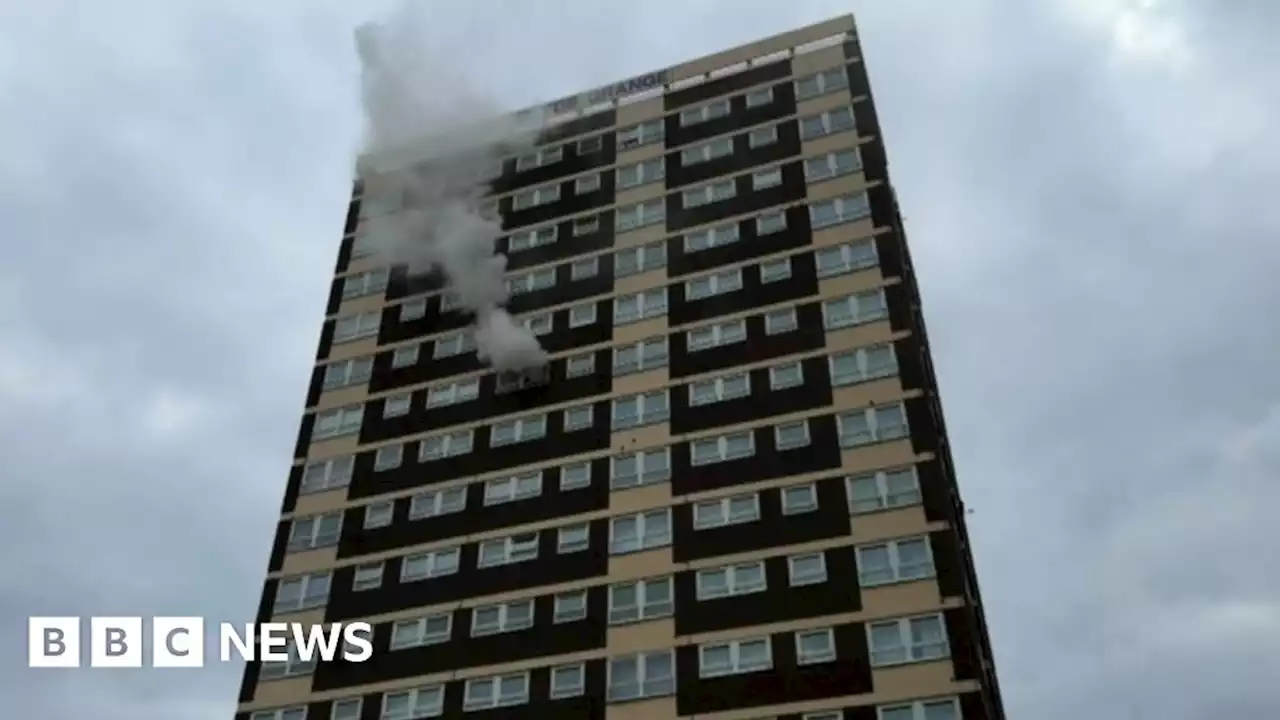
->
352, 7, 549, 373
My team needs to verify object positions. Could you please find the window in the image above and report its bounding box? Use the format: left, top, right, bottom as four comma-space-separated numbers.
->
769, 360, 804, 389
810, 192, 871, 229
478, 533, 539, 567
515, 145, 562, 171
775, 420, 812, 451
313, 405, 363, 440
690, 430, 755, 465
373, 444, 402, 471
689, 372, 750, 406
681, 137, 733, 166
560, 461, 592, 490
550, 663, 585, 698
752, 166, 783, 190
682, 179, 735, 208
507, 267, 557, 295
575, 172, 602, 194
868, 615, 949, 666
795, 66, 849, 100
608, 650, 675, 701
259, 641, 316, 680
390, 613, 451, 650
391, 344, 420, 368
879, 698, 960, 720
251, 707, 305, 720
696, 561, 766, 599
331, 698, 362, 720
409, 485, 467, 519
608, 577, 673, 623
830, 344, 897, 386
838, 404, 909, 447
683, 223, 739, 252
699, 637, 772, 677
418, 429, 474, 461
364, 501, 394, 529
609, 509, 671, 554
610, 447, 671, 489
800, 106, 856, 140
433, 330, 476, 358
615, 241, 666, 276
687, 318, 747, 352
573, 214, 599, 236
426, 377, 480, 408
322, 357, 373, 390
848, 467, 921, 513
382, 393, 411, 418
521, 312, 553, 337
617, 158, 665, 188
401, 547, 460, 582
333, 311, 380, 343
759, 256, 792, 283
352, 562, 383, 591
782, 482, 818, 513
764, 307, 799, 335
463, 673, 530, 710
685, 269, 743, 300
471, 599, 534, 636
753, 209, 786, 236
274, 572, 330, 613
679, 98, 730, 126
858, 537, 935, 586
805, 148, 862, 182
399, 297, 427, 321
613, 288, 667, 324
789, 552, 828, 586
381, 684, 443, 720
693, 494, 761, 529
745, 86, 774, 107
748, 124, 779, 148
565, 352, 596, 378
508, 225, 557, 252
568, 302, 598, 328
300, 456, 353, 494
571, 256, 600, 280
613, 336, 668, 375
483, 471, 542, 505
617, 119, 663, 149
616, 199, 665, 231
815, 238, 878, 277
557, 524, 590, 554
823, 289, 888, 329
288, 513, 342, 552
491, 414, 547, 446
577, 134, 603, 154
611, 390, 670, 429
796, 628, 837, 664
564, 404, 594, 432
349, 231, 376, 259
554, 590, 588, 623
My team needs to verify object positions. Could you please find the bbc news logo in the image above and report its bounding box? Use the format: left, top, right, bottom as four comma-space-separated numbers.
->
28, 617, 373, 668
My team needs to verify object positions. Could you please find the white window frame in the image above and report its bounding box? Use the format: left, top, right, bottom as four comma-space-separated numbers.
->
830, 343, 898, 386
568, 302, 598, 328
251, 707, 306, 720
752, 166, 783, 190
614, 241, 666, 277
477, 532, 540, 568
805, 148, 863, 182
391, 343, 420, 368
745, 86, 775, 107
565, 351, 596, 377
608, 577, 674, 624
408, 485, 467, 519
775, 419, 812, 451
613, 287, 668, 324
508, 225, 557, 252
382, 393, 411, 418
470, 599, 535, 636
564, 403, 594, 432
507, 267, 557, 295
258, 640, 316, 680
781, 482, 819, 514
553, 591, 588, 623
322, 357, 373, 390
611, 390, 670, 429
300, 456, 353, 495
577, 134, 603, 154
690, 430, 755, 466
769, 360, 804, 389
847, 467, 922, 513
757, 209, 788, 234
764, 307, 799, 335
557, 523, 590, 554
692, 494, 761, 530
747, 124, 779, 148
878, 698, 961, 720
364, 500, 394, 529
352, 562, 383, 591
687, 318, 747, 352
570, 255, 600, 280
610, 447, 672, 489
822, 289, 888, 330
490, 414, 548, 447
575, 172, 602, 194
426, 377, 480, 408
788, 552, 828, 586
679, 97, 731, 126
333, 311, 380, 344
698, 636, 773, 677
857, 536, 936, 586
685, 268, 743, 300
560, 461, 592, 490
867, 614, 950, 667
462, 672, 530, 710
515, 145, 563, 172
616, 158, 665, 189
816, 238, 878, 277
401, 547, 460, 582
837, 403, 909, 447
795, 628, 837, 665
313, 405, 364, 440
799, 106, 856, 140
682, 179, 736, 208
433, 330, 476, 358
810, 192, 872, 229
617, 119, 664, 149
609, 509, 672, 554
550, 663, 586, 698
273, 571, 331, 613
695, 561, 766, 600
418, 429, 474, 461
331, 698, 362, 720
759, 256, 792, 283
380, 684, 444, 720
398, 297, 427, 322
483, 471, 543, 506
287, 512, 342, 552
681, 136, 733, 166
390, 613, 452, 650
795, 66, 849, 100
572, 214, 600, 236
613, 336, 668, 375
373, 444, 402, 471
615, 199, 665, 231
607, 649, 675, 701
689, 371, 751, 406
683, 223, 739, 252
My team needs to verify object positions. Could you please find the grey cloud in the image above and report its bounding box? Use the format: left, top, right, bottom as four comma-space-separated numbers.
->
1, 1, 1276, 718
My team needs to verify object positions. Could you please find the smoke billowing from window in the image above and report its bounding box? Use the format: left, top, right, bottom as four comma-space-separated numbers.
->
353, 6, 548, 373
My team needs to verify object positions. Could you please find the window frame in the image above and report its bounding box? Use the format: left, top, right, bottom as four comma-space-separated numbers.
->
609, 509, 672, 554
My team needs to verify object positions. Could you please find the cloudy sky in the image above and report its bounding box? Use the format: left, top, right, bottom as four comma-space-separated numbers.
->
2, 0, 1277, 717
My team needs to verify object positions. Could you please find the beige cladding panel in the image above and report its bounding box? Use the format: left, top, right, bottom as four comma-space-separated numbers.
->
335, 293, 386, 318
806, 171, 869, 204
850, 505, 929, 544
292, 488, 351, 517
811, 216, 878, 250
791, 44, 849, 75
818, 266, 889, 298
326, 336, 380, 363
314, 383, 371, 413
609, 481, 674, 514
613, 367, 669, 396
796, 87, 857, 117
305, 433, 361, 462
840, 438, 917, 475
670, 15, 855, 81
616, 95, 665, 125
606, 618, 676, 654
802, 129, 864, 158
615, 141, 667, 166
611, 423, 671, 453
606, 696, 677, 720
615, 267, 670, 297
607, 547, 673, 578
251, 677, 312, 709
831, 376, 907, 412
860, 578, 945, 619
615, 181, 666, 208
279, 547, 338, 576
870, 659, 958, 703
613, 316, 668, 345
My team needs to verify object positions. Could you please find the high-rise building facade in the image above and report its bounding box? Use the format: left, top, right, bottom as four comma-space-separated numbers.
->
236, 15, 1006, 720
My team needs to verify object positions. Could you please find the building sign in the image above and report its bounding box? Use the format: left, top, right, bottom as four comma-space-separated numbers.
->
547, 69, 670, 115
